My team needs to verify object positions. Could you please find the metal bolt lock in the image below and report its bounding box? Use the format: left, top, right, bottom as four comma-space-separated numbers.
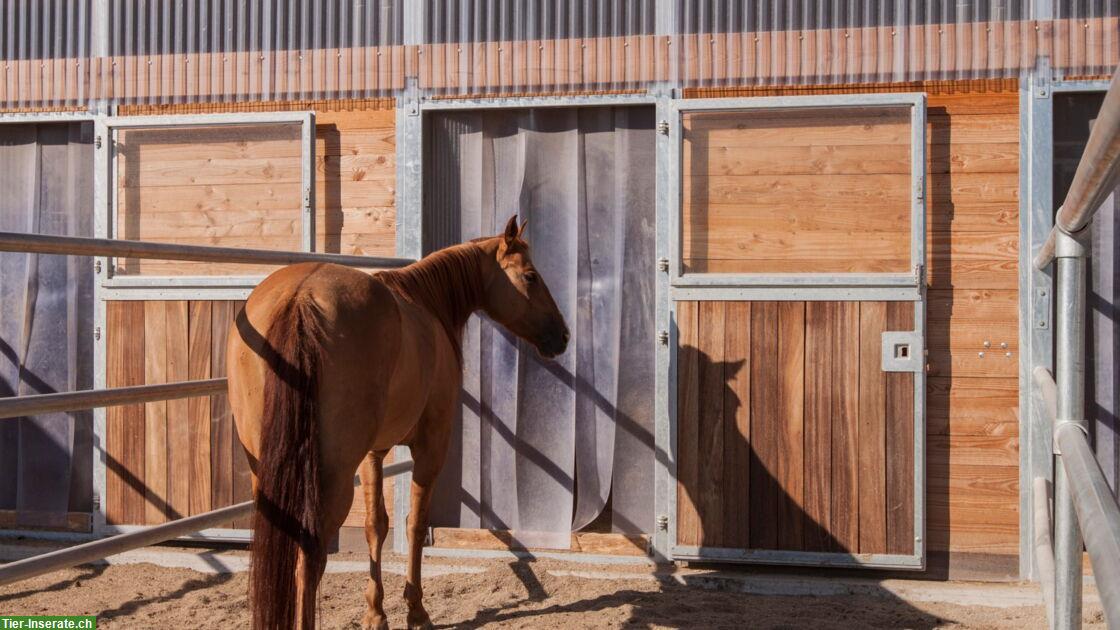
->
657, 257, 669, 272
657, 120, 670, 135
658, 330, 669, 345
656, 514, 669, 531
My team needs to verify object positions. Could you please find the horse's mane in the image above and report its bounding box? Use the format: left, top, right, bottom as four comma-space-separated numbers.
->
376, 239, 490, 361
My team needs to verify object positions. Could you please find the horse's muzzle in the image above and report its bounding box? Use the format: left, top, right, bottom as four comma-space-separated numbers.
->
537, 327, 570, 359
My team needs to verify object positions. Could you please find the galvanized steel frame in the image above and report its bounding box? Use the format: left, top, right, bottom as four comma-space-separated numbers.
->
664, 92, 928, 570
1019, 76, 1111, 581
98, 111, 317, 301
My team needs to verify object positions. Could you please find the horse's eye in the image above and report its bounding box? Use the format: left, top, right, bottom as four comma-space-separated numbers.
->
523, 271, 538, 285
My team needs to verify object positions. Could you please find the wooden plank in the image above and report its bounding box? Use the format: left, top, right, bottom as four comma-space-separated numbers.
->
211, 301, 235, 512
684, 111, 910, 147
722, 301, 751, 550
749, 302, 779, 550
165, 301, 190, 520
188, 301, 213, 516
143, 301, 169, 524
927, 377, 1018, 437
803, 302, 832, 552
106, 302, 146, 525
688, 142, 911, 176
885, 301, 915, 556
830, 302, 860, 553
675, 301, 701, 546
857, 302, 887, 555
684, 258, 912, 275
776, 302, 806, 551
683, 173, 910, 206
928, 435, 1019, 467
429, 528, 648, 556
696, 301, 725, 546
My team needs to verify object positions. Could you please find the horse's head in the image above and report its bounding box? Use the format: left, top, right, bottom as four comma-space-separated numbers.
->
481, 215, 569, 359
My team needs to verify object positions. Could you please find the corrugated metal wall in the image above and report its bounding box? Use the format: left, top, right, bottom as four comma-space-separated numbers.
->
0, 3, 1118, 108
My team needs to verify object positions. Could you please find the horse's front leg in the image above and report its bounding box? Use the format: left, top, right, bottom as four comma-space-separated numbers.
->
403, 413, 450, 630
359, 451, 390, 630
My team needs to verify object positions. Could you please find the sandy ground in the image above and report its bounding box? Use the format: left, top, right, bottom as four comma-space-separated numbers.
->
0, 548, 1106, 629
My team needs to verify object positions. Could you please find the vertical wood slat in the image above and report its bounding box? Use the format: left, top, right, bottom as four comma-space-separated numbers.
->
803, 301, 833, 552
776, 302, 806, 551
858, 302, 888, 554
697, 301, 726, 546
231, 300, 253, 529
143, 301, 169, 524
210, 300, 234, 513
166, 301, 190, 520
831, 301, 861, 553
106, 302, 146, 525
885, 301, 916, 555
722, 302, 751, 549
749, 302, 779, 550
675, 301, 701, 546
188, 301, 212, 516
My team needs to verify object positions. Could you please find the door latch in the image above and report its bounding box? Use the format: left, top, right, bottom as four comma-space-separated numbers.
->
882, 331, 923, 373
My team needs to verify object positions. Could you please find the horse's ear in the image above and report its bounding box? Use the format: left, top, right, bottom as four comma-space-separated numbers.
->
502, 214, 519, 244
517, 218, 528, 239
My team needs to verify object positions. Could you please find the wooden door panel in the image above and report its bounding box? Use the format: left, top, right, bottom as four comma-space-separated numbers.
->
676, 300, 916, 556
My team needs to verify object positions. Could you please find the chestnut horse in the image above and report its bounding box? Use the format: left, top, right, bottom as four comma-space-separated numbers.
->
226, 216, 569, 629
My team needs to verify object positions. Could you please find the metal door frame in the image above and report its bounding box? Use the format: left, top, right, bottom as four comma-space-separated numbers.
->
660, 92, 928, 570
97, 112, 316, 301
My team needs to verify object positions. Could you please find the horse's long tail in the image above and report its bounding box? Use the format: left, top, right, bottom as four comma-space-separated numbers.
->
249, 297, 325, 630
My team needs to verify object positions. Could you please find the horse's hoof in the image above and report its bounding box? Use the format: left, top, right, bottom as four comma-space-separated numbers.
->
406, 610, 433, 630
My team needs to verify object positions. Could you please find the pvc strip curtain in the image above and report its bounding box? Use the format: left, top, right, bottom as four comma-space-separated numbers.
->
4, 1, 1120, 108
0, 122, 95, 526
425, 107, 656, 546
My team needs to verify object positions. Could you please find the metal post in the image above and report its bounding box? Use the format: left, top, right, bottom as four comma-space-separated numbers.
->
1053, 228, 1088, 630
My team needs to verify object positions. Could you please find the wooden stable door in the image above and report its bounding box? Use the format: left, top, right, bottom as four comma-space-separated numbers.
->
668, 94, 926, 569
675, 300, 917, 560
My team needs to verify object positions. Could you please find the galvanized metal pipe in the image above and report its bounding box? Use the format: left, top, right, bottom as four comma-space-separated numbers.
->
1034, 477, 1057, 627
0, 378, 227, 420
1053, 233, 1088, 630
0, 231, 414, 268
1054, 424, 1120, 629
1035, 69, 1120, 270
0, 458, 414, 587
1034, 366, 1059, 424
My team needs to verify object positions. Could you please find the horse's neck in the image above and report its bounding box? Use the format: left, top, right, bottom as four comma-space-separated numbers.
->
378, 243, 488, 350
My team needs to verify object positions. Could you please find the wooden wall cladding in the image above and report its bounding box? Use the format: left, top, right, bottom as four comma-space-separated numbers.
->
683, 84, 1020, 558
112, 106, 397, 276
676, 300, 915, 556
681, 107, 913, 274
104, 300, 394, 529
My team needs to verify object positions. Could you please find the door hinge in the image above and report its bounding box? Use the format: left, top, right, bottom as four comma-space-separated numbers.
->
658, 330, 669, 345
657, 257, 669, 272
94, 135, 102, 150
94, 326, 101, 341
657, 514, 669, 531
657, 120, 670, 135
94, 259, 102, 274
92, 493, 101, 511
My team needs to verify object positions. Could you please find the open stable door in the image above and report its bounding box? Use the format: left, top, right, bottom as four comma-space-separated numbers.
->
667, 94, 927, 569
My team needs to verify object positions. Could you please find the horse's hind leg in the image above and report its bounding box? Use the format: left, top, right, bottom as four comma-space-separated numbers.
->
359, 451, 390, 630
295, 459, 356, 629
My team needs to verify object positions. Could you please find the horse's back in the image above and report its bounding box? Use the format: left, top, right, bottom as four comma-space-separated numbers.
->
226, 262, 404, 465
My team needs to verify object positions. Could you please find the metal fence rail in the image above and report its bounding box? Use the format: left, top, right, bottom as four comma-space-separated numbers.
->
1032, 65, 1120, 630
0, 231, 414, 268
0, 459, 413, 588
0, 378, 228, 420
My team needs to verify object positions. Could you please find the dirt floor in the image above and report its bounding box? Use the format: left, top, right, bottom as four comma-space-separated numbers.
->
0, 547, 1106, 629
